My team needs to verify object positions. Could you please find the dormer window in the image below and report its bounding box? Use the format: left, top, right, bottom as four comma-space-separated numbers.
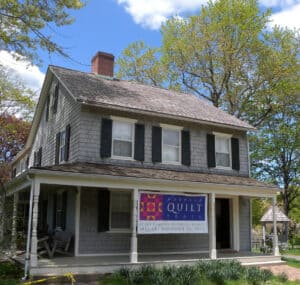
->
112, 120, 134, 159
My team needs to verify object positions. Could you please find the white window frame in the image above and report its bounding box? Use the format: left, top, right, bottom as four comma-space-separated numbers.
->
213, 132, 232, 170
111, 117, 136, 160
109, 190, 132, 233
161, 124, 183, 165
59, 130, 66, 163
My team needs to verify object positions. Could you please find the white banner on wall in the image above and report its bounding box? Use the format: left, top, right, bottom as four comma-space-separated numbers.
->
138, 192, 208, 234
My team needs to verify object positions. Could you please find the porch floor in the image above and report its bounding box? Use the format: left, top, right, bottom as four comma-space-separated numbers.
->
14, 251, 284, 276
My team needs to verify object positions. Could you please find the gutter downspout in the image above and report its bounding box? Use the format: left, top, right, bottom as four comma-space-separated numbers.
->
22, 175, 34, 280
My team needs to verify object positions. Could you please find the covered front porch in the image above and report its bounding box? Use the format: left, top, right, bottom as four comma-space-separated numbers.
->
5, 163, 281, 276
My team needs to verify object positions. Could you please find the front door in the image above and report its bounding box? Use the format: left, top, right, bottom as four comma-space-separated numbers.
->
216, 198, 231, 249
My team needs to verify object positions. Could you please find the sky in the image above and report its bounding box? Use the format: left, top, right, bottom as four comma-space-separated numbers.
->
1, 0, 299, 95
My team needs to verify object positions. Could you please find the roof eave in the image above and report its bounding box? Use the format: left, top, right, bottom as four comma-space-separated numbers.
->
77, 99, 256, 132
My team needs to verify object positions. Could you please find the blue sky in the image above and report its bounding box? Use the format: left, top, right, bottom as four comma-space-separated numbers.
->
0, 0, 299, 94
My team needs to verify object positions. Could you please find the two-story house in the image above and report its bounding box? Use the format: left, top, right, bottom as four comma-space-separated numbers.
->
6, 52, 280, 276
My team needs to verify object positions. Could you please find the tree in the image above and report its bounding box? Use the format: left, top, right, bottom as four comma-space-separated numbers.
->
0, 0, 85, 63
117, 0, 299, 127
0, 66, 36, 119
250, 96, 300, 217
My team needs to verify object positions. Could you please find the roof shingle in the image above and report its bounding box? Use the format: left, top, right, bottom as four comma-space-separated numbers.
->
50, 66, 254, 130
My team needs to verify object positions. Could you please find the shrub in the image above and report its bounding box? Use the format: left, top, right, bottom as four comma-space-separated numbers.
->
244, 266, 273, 285
277, 272, 288, 283
0, 262, 23, 279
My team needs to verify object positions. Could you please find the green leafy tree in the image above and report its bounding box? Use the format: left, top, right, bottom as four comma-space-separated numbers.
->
0, 0, 85, 63
116, 41, 166, 87
250, 96, 300, 216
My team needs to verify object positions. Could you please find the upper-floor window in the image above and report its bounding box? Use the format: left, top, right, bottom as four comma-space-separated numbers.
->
59, 130, 66, 162
214, 133, 232, 168
112, 120, 134, 159
162, 128, 181, 164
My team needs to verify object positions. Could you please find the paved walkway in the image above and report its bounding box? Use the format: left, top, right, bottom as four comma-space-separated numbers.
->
261, 264, 300, 281
283, 255, 300, 261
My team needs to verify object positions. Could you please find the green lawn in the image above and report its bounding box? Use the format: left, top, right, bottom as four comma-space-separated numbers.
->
282, 257, 300, 269
0, 261, 22, 285
281, 248, 300, 256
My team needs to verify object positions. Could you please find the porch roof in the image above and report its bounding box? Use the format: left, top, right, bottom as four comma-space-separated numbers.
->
31, 162, 277, 190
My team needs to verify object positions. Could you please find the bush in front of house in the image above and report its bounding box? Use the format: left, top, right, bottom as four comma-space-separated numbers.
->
100, 260, 276, 285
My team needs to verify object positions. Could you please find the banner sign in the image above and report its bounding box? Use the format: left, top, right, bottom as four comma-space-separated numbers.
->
138, 192, 207, 234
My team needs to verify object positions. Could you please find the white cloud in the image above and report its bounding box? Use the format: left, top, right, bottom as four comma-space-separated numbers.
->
270, 3, 300, 29
0, 50, 44, 93
117, 0, 300, 30
117, 0, 207, 29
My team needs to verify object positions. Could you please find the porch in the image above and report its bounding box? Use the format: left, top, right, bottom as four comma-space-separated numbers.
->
14, 251, 283, 276
4, 163, 281, 277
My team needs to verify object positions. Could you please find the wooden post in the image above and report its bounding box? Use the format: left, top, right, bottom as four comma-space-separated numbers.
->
209, 193, 217, 259
30, 180, 40, 267
75, 186, 81, 256
272, 196, 280, 256
130, 188, 138, 263
11, 192, 19, 256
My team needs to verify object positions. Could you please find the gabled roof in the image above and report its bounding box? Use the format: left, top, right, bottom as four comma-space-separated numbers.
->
260, 206, 290, 223
50, 66, 255, 131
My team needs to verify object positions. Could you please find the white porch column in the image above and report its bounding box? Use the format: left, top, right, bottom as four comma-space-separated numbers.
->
262, 224, 266, 247
30, 179, 40, 267
74, 186, 81, 256
209, 193, 217, 259
130, 188, 138, 263
11, 192, 19, 255
272, 196, 280, 256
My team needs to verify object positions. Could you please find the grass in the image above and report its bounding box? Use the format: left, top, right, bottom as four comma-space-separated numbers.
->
0, 261, 22, 285
281, 248, 300, 256
282, 256, 300, 269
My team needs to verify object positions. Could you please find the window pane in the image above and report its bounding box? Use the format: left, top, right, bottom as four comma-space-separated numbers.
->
163, 145, 179, 162
113, 122, 132, 141
111, 192, 131, 229
112, 140, 132, 157
163, 129, 179, 146
216, 152, 230, 167
215, 137, 229, 153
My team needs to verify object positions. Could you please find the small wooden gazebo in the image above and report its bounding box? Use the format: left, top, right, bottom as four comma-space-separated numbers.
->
260, 206, 290, 247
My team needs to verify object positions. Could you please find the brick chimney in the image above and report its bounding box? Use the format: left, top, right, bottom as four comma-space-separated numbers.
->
91, 51, 114, 77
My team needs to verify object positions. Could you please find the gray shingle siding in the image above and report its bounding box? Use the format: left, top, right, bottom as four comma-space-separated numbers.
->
239, 197, 251, 251
29, 78, 81, 167
79, 188, 209, 254
77, 109, 249, 176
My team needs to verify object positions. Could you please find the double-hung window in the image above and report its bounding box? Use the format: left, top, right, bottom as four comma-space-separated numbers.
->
215, 133, 231, 168
60, 130, 66, 162
110, 191, 131, 230
162, 127, 181, 164
112, 121, 134, 159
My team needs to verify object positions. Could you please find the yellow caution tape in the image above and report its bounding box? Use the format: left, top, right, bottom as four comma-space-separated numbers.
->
23, 272, 76, 285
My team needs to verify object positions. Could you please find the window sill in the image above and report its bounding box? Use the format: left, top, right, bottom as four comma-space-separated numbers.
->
106, 229, 132, 234
215, 166, 232, 170
161, 161, 181, 166
111, 155, 134, 161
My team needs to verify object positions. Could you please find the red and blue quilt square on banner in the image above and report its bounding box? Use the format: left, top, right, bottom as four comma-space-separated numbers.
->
140, 193, 206, 221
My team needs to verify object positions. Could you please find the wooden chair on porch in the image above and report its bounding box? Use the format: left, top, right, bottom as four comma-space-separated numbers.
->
50, 230, 73, 258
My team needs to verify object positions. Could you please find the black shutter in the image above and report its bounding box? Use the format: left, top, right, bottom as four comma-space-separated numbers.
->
45, 95, 50, 122
98, 189, 110, 232
65, 124, 71, 161
52, 84, 59, 114
100, 118, 112, 158
134, 124, 145, 161
33, 151, 37, 167
181, 130, 191, 166
61, 191, 68, 230
38, 147, 42, 166
207, 134, 216, 168
55, 132, 60, 165
231, 137, 240, 171
152, 126, 162, 163
52, 193, 57, 229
